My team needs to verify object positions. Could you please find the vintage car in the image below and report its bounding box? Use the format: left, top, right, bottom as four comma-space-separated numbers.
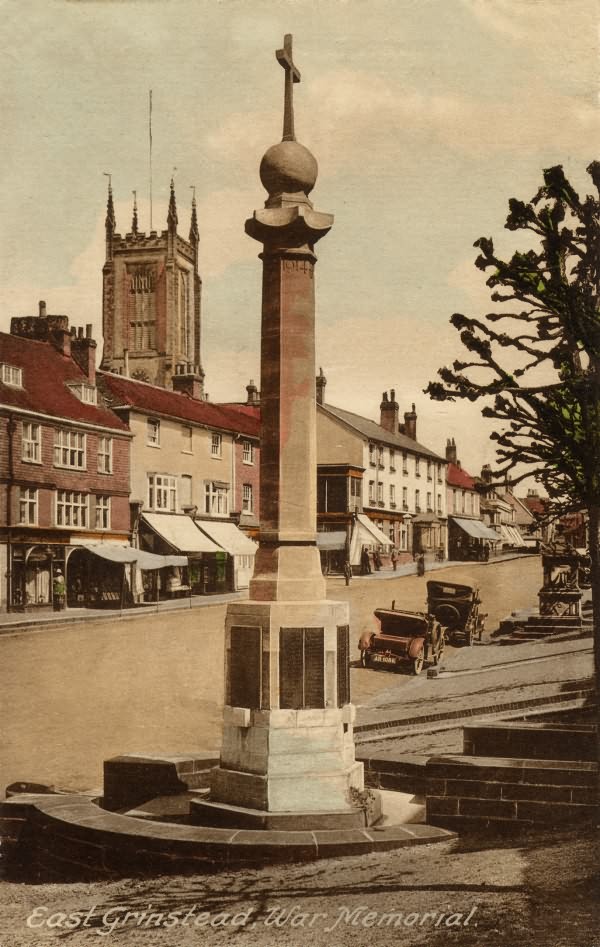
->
358, 604, 444, 675
426, 580, 486, 646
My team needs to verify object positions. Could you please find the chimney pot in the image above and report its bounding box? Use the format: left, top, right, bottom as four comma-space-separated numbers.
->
85, 324, 92, 339
38, 300, 46, 318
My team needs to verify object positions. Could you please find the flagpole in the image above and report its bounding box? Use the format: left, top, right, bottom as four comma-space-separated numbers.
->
149, 89, 153, 231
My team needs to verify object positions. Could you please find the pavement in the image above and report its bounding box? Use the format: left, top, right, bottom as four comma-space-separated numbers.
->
0, 551, 533, 634
354, 630, 594, 748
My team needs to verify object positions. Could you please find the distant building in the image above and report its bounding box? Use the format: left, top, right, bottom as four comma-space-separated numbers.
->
101, 179, 203, 390
519, 488, 554, 546
477, 465, 526, 551
99, 370, 259, 593
316, 382, 448, 568
0, 304, 131, 612
445, 439, 499, 560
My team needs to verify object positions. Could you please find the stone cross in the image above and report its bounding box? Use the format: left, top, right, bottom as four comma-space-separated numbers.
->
276, 33, 300, 142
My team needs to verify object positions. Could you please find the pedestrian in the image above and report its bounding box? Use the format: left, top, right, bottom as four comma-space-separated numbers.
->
391, 548, 398, 572
417, 552, 425, 577
344, 560, 352, 586
373, 549, 382, 571
360, 546, 371, 575
53, 569, 66, 611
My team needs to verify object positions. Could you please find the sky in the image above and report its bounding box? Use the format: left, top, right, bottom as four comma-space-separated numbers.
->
1, 0, 599, 480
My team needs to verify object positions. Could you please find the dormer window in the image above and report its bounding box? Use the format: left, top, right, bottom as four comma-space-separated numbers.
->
68, 382, 97, 404
1, 364, 23, 387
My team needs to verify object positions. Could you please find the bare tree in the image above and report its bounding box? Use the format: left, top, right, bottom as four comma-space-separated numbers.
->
427, 164, 600, 775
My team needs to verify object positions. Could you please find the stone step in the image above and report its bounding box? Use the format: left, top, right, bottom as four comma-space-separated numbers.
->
357, 752, 429, 795
426, 754, 597, 788
425, 753, 599, 831
462, 722, 597, 762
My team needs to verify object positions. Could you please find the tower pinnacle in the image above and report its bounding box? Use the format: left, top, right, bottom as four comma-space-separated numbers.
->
167, 177, 178, 230
189, 186, 199, 244
131, 190, 138, 235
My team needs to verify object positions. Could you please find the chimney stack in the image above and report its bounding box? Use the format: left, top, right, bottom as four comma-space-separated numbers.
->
172, 362, 205, 400
481, 463, 493, 485
403, 403, 417, 440
38, 300, 47, 318
445, 437, 457, 465
316, 366, 327, 406
71, 324, 97, 383
246, 379, 260, 405
379, 389, 399, 432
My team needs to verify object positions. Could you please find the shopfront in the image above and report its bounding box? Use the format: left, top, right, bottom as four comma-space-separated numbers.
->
140, 512, 223, 596
193, 520, 257, 590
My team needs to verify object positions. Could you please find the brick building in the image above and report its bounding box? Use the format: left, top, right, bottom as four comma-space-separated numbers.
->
0, 304, 132, 612
445, 439, 500, 560
99, 370, 259, 593
316, 380, 448, 568
101, 179, 203, 390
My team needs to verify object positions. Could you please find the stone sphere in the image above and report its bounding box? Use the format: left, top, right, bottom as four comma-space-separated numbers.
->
259, 140, 318, 197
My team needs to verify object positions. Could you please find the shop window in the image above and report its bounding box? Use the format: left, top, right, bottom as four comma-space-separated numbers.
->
54, 430, 86, 469
56, 490, 88, 528
19, 487, 37, 525
22, 422, 41, 463
148, 474, 177, 512
97, 436, 112, 473
95, 495, 111, 530
147, 418, 160, 446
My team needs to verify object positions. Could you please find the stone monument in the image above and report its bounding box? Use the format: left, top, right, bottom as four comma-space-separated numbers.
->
209, 35, 365, 820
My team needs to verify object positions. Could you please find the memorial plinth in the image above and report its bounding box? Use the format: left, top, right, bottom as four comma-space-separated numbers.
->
209, 35, 365, 820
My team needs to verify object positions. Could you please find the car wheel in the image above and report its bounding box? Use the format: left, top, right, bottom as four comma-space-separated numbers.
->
412, 648, 424, 675
360, 650, 369, 668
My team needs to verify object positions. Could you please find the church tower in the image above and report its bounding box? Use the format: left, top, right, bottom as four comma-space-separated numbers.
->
101, 179, 204, 391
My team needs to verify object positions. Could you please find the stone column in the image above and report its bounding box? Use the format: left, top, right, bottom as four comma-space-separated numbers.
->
209, 37, 364, 818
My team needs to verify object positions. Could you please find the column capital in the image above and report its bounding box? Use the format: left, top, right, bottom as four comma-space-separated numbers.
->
245, 204, 333, 247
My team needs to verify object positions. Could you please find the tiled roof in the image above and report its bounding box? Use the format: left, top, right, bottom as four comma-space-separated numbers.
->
446, 462, 476, 489
320, 403, 444, 461
520, 494, 548, 516
99, 371, 260, 437
0, 332, 128, 431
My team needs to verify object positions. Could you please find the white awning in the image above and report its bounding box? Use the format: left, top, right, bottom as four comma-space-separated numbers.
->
500, 524, 526, 547
76, 543, 187, 569
356, 514, 393, 547
195, 520, 257, 556
316, 531, 347, 551
349, 514, 392, 564
451, 517, 502, 542
142, 513, 222, 554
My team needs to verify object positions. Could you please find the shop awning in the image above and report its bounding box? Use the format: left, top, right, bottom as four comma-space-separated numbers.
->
142, 513, 222, 554
349, 514, 392, 565
500, 524, 526, 547
356, 514, 393, 547
76, 543, 187, 569
451, 517, 502, 542
316, 531, 347, 551
195, 520, 257, 556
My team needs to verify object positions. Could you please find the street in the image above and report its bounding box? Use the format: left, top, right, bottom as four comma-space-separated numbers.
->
1, 557, 544, 793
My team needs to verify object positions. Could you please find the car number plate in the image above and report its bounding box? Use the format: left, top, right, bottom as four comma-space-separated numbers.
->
372, 654, 396, 665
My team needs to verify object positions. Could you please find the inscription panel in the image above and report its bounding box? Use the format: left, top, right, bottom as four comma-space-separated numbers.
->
229, 625, 261, 709
279, 627, 325, 710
